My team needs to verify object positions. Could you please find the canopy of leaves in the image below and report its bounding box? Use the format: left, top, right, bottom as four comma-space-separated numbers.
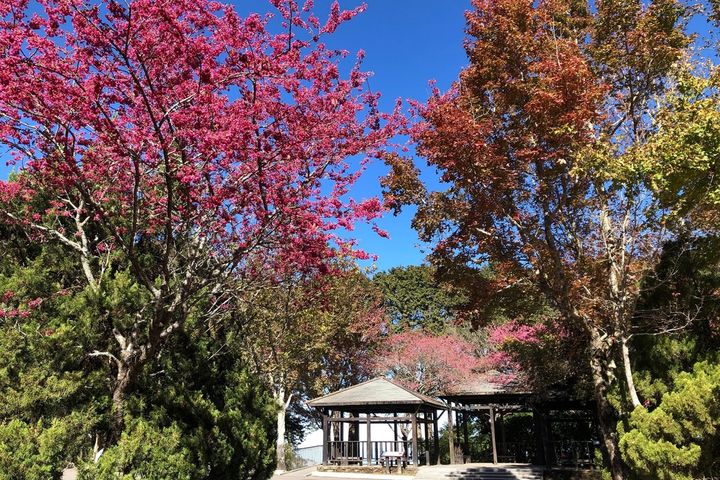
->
635, 71, 720, 233
372, 264, 466, 333
619, 362, 720, 480
0, 228, 277, 478
371, 331, 484, 396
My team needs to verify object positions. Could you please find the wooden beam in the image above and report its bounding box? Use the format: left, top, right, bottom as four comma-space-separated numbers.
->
455, 409, 461, 459
447, 405, 455, 464
322, 414, 329, 465
424, 413, 430, 465
411, 412, 418, 466
489, 407, 498, 465
327, 415, 413, 423
433, 411, 440, 465
462, 411, 469, 457
366, 413, 372, 466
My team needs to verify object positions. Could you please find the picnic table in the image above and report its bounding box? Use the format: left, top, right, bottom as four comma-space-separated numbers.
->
380, 450, 406, 473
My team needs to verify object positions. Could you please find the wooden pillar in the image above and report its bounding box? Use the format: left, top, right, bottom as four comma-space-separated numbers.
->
447, 405, 455, 464
462, 411, 469, 459
433, 411, 440, 465
393, 413, 398, 449
489, 407, 498, 464
366, 413, 372, 465
411, 412, 419, 466
423, 412, 430, 454
322, 413, 329, 465
543, 412, 554, 466
455, 410, 461, 450
532, 407, 546, 465
499, 412, 505, 461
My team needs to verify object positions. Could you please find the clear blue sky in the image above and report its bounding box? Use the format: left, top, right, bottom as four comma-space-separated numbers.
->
0, 1, 473, 273
238, 1, 473, 272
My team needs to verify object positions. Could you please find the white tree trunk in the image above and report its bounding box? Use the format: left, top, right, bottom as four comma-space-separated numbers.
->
621, 336, 641, 408
275, 389, 292, 473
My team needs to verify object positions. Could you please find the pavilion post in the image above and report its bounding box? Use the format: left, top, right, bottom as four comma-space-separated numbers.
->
489, 407, 498, 464
366, 413, 372, 465
455, 410, 461, 452
411, 412, 418, 466
322, 412, 329, 465
462, 411, 469, 459
499, 412, 505, 454
393, 413, 398, 450
447, 405, 455, 464
532, 407, 546, 465
433, 411, 440, 465
424, 413, 430, 465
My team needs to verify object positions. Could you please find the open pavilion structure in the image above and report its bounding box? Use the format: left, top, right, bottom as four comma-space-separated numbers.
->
308, 377, 597, 469
307, 378, 446, 467
441, 379, 597, 467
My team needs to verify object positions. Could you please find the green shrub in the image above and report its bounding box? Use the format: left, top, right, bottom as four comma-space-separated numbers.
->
620, 361, 720, 480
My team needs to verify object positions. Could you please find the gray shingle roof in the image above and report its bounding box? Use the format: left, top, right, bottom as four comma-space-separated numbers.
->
307, 377, 446, 409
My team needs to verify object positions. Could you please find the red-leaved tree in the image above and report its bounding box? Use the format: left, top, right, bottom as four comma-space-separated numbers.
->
371, 331, 483, 396
384, 0, 689, 476
0, 0, 399, 444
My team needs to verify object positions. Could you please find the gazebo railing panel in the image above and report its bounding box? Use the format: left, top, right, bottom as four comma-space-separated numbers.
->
497, 441, 535, 463
552, 440, 595, 468
327, 441, 364, 465
326, 440, 415, 465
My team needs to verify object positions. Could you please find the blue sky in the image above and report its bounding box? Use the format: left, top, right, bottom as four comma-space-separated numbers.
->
0, 1, 473, 272
240, 1, 474, 272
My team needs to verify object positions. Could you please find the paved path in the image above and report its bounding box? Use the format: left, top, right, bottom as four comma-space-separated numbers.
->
273, 466, 415, 480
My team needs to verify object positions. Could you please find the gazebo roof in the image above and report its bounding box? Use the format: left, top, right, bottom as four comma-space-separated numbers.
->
307, 377, 446, 412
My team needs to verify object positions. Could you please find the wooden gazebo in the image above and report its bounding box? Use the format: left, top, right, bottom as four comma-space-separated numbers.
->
441, 378, 597, 467
307, 378, 446, 467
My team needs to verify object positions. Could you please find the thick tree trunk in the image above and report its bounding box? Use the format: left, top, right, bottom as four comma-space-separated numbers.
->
620, 336, 641, 408
275, 390, 291, 473
589, 330, 625, 480
111, 363, 135, 441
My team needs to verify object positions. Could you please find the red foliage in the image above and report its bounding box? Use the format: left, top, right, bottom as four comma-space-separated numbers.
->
0, 0, 401, 275
371, 331, 483, 396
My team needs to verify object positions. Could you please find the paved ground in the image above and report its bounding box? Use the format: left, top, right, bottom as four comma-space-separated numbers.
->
273, 466, 318, 479
273, 466, 415, 480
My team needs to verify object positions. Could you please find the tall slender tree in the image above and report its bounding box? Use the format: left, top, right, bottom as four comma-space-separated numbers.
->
385, 1, 689, 477
236, 266, 384, 472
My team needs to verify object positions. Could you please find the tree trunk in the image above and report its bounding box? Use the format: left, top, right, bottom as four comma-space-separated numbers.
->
111, 364, 133, 441
620, 336, 641, 408
589, 330, 625, 480
275, 390, 291, 473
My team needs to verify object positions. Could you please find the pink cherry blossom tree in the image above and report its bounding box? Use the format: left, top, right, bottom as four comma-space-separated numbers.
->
0, 0, 400, 442
371, 331, 483, 396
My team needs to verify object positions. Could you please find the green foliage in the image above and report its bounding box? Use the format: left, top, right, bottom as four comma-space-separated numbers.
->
632, 236, 720, 407
0, 235, 277, 479
81, 420, 198, 480
0, 415, 91, 480
619, 362, 720, 480
637, 71, 720, 232
373, 265, 465, 333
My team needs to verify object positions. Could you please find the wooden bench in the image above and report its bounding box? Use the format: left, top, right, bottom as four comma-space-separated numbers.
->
380, 450, 406, 473
332, 456, 363, 466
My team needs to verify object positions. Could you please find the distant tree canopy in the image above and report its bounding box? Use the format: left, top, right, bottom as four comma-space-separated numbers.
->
236, 264, 385, 471
373, 265, 466, 333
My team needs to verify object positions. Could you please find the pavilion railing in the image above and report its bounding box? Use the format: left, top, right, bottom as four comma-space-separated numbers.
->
552, 440, 595, 468
326, 440, 414, 466
497, 441, 535, 463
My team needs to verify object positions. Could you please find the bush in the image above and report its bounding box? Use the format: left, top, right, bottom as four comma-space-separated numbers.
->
619, 361, 720, 480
